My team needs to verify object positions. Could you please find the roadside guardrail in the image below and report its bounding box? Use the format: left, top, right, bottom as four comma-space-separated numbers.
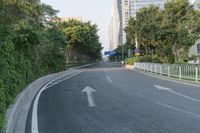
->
134, 62, 200, 83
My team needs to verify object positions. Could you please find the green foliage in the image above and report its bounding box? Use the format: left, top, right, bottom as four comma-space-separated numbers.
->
0, 81, 6, 133
125, 55, 161, 65
125, 0, 200, 63
0, 0, 102, 131
125, 57, 137, 65
59, 20, 102, 62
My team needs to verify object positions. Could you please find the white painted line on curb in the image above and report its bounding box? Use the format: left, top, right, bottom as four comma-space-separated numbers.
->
106, 75, 113, 83
154, 85, 200, 103
82, 86, 96, 107
31, 72, 82, 133
157, 102, 200, 119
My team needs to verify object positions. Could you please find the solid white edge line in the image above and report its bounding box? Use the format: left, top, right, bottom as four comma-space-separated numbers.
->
157, 101, 200, 119
31, 72, 82, 133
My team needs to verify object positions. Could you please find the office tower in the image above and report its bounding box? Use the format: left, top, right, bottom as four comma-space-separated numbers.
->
109, 0, 121, 50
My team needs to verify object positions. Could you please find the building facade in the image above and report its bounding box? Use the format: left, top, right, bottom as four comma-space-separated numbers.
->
129, 0, 165, 18
122, 0, 130, 45
109, 0, 121, 50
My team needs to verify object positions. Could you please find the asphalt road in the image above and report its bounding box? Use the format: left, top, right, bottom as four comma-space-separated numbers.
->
26, 62, 200, 133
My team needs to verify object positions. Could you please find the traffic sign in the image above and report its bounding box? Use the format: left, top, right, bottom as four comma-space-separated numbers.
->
104, 51, 111, 55
134, 48, 140, 53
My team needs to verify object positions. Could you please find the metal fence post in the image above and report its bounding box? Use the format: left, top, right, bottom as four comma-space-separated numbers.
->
179, 66, 182, 80
168, 65, 170, 78
160, 65, 162, 75
196, 67, 198, 83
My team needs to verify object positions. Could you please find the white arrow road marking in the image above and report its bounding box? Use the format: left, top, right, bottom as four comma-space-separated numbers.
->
154, 85, 200, 103
106, 75, 112, 83
32, 72, 82, 133
157, 102, 200, 119
82, 86, 96, 107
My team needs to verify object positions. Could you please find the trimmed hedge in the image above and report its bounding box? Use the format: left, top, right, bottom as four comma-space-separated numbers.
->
125, 55, 161, 65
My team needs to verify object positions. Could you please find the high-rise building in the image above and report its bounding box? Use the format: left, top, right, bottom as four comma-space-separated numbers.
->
109, 0, 121, 50
122, 0, 130, 45
129, 0, 165, 18
117, 0, 123, 47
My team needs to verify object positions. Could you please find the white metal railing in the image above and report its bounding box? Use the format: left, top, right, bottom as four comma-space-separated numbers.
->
134, 62, 200, 83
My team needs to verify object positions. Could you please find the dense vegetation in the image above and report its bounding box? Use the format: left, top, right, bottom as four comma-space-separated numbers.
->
123, 0, 200, 64
0, 0, 102, 131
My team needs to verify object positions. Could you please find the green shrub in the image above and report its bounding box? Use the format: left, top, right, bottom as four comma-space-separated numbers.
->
125, 57, 137, 65
135, 55, 161, 63
152, 55, 160, 63
0, 81, 6, 133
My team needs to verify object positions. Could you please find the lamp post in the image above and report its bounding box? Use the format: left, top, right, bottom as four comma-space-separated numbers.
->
122, 43, 124, 60
134, 0, 139, 62
134, 0, 138, 49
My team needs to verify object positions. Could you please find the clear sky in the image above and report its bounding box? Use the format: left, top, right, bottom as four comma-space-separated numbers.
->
41, 0, 196, 52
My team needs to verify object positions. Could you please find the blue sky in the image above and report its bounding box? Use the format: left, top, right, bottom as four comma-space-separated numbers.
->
41, 0, 196, 51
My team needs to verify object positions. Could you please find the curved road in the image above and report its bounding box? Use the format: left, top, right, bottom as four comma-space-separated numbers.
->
26, 63, 200, 133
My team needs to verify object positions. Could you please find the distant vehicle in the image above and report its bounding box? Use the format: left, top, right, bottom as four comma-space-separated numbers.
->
102, 57, 109, 63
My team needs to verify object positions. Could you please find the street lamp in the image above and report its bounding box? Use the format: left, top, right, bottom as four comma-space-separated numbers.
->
134, 0, 139, 62
122, 43, 124, 60
134, 0, 138, 49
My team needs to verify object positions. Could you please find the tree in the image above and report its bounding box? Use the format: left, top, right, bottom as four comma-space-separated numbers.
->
161, 0, 197, 62
59, 20, 102, 63
125, 0, 200, 63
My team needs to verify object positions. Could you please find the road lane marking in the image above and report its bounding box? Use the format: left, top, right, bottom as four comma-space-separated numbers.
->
154, 85, 200, 103
31, 72, 82, 133
82, 86, 96, 107
157, 102, 200, 119
106, 75, 113, 83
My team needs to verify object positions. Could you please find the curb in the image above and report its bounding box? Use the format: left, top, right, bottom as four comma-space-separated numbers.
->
69, 62, 99, 70
124, 65, 134, 70
5, 63, 97, 133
